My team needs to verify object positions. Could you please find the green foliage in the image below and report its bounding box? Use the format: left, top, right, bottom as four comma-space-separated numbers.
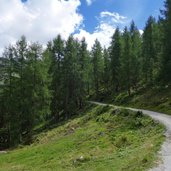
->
160, 0, 171, 83
121, 27, 132, 95
0, 37, 51, 147
95, 105, 111, 116
142, 16, 157, 85
110, 27, 121, 93
115, 92, 130, 104
0, 105, 164, 171
62, 36, 83, 117
129, 21, 142, 89
116, 86, 171, 115
115, 134, 131, 148
103, 48, 111, 92
48, 35, 64, 120
91, 39, 104, 97
47, 36, 91, 121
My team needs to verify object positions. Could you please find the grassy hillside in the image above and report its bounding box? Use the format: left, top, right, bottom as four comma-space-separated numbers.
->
113, 86, 171, 115
0, 104, 164, 171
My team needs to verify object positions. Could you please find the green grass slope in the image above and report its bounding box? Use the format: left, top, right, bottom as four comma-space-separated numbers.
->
0, 105, 165, 171
113, 86, 171, 115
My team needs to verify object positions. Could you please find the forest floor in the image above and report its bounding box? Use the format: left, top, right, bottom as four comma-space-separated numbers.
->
0, 104, 164, 171
91, 101, 171, 171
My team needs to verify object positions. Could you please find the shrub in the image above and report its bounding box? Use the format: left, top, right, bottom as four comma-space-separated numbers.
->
115, 92, 129, 104
115, 134, 130, 148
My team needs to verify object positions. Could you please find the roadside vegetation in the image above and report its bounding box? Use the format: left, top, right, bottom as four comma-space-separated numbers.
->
96, 85, 171, 115
0, 105, 165, 171
114, 86, 171, 115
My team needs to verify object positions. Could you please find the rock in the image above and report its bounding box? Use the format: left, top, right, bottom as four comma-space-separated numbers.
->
79, 156, 84, 161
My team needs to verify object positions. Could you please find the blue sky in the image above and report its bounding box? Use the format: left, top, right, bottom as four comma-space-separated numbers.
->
77, 0, 164, 48
79, 0, 164, 32
0, 0, 165, 53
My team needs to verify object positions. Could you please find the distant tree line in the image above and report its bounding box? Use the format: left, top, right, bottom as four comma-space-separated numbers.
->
0, 0, 170, 148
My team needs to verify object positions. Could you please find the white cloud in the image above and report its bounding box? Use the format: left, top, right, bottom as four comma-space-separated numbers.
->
86, 0, 94, 6
75, 24, 115, 50
0, 0, 83, 53
139, 29, 144, 35
100, 11, 127, 24
74, 11, 128, 50
0, 1, 130, 53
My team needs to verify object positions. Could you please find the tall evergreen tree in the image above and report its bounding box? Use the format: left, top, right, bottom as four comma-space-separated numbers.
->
1, 45, 21, 146
77, 38, 89, 108
14, 36, 28, 142
160, 0, 171, 83
62, 36, 80, 118
91, 39, 103, 97
49, 35, 64, 121
129, 21, 142, 89
142, 16, 156, 85
22, 43, 45, 142
110, 28, 121, 92
121, 27, 132, 95
103, 48, 110, 92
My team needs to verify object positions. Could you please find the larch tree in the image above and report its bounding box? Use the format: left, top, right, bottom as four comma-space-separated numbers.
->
110, 28, 121, 93
103, 48, 111, 92
121, 27, 132, 96
62, 36, 80, 118
77, 38, 89, 108
142, 16, 156, 85
129, 21, 142, 90
49, 35, 64, 121
160, 0, 171, 83
91, 39, 103, 97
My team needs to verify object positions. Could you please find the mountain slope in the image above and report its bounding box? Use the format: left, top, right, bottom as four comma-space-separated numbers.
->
113, 87, 171, 115
0, 104, 164, 171
91, 101, 171, 171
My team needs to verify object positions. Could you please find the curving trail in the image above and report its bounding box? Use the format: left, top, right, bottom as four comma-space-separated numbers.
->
90, 101, 171, 171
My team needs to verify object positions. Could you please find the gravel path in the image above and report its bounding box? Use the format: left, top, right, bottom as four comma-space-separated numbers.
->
90, 101, 171, 171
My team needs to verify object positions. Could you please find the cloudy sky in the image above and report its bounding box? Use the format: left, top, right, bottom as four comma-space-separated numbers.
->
0, 0, 164, 53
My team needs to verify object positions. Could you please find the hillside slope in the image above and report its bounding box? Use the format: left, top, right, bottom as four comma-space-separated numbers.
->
106, 86, 171, 115
0, 105, 164, 171
91, 101, 171, 171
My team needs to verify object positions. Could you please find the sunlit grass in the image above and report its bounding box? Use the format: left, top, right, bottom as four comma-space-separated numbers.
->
0, 105, 165, 171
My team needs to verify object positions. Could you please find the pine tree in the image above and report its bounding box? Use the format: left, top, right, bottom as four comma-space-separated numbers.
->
63, 36, 80, 118
110, 28, 121, 92
142, 16, 156, 85
121, 27, 131, 95
1, 45, 21, 146
49, 35, 64, 121
103, 48, 110, 92
129, 21, 142, 90
14, 36, 28, 142
91, 39, 103, 97
22, 43, 41, 142
17, 42, 49, 143
160, 0, 171, 83
77, 38, 89, 108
